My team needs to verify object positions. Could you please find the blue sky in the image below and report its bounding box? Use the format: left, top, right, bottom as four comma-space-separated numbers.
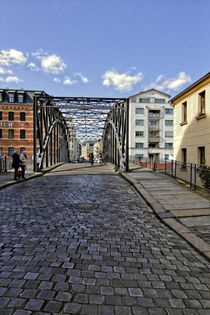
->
0, 0, 210, 98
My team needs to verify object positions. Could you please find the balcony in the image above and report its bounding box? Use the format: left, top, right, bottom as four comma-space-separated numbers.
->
148, 125, 160, 130
148, 136, 160, 143
148, 113, 160, 119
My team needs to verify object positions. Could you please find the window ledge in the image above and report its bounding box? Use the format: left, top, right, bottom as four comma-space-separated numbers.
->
180, 121, 187, 126
196, 113, 206, 120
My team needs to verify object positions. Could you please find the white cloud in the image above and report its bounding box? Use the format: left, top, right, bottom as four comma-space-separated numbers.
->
63, 76, 77, 86
40, 54, 66, 74
148, 72, 191, 91
0, 76, 23, 83
0, 49, 27, 66
75, 73, 89, 84
0, 67, 13, 75
102, 70, 143, 92
31, 48, 48, 58
27, 62, 39, 71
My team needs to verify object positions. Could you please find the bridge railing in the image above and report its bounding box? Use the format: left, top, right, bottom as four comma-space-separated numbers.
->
0, 156, 13, 172
131, 157, 210, 192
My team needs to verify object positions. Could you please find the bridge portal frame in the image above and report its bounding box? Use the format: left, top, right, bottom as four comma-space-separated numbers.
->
33, 95, 129, 172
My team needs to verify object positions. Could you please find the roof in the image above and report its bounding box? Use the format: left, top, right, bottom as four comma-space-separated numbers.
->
129, 88, 170, 99
171, 72, 210, 103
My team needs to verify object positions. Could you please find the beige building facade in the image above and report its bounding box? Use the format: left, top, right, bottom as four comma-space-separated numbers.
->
171, 72, 210, 165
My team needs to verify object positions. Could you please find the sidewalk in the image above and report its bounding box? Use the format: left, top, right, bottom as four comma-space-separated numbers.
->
0, 163, 65, 190
121, 166, 210, 261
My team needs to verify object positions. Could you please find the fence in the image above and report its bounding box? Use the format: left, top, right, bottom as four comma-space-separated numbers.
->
0, 156, 33, 173
131, 158, 209, 191
0, 156, 13, 172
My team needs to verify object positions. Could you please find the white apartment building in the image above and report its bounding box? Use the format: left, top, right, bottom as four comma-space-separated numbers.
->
129, 89, 174, 161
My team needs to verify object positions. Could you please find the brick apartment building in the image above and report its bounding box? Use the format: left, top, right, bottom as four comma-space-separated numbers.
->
0, 89, 47, 158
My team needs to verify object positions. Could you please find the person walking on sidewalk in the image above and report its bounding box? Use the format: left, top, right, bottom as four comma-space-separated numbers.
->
19, 150, 27, 179
12, 150, 20, 180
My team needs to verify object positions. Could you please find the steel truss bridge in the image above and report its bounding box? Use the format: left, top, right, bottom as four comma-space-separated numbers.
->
33, 96, 129, 172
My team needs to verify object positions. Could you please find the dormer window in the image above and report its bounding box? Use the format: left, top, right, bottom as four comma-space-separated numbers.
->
9, 93, 14, 102
18, 94, 24, 103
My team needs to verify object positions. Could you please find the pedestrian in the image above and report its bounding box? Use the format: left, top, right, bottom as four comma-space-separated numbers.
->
19, 150, 27, 179
12, 150, 20, 180
88, 152, 94, 166
36, 152, 43, 171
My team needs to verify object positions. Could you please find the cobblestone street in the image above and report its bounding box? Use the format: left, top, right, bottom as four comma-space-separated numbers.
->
1, 164, 210, 314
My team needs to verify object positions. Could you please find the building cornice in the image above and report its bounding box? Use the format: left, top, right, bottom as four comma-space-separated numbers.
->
171, 72, 210, 105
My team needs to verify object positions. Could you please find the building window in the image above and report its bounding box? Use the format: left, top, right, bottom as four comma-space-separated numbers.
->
20, 130, 26, 139
165, 108, 173, 114
9, 94, 14, 102
165, 120, 173, 126
198, 90, 205, 115
182, 148, 187, 168
135, 154, 144, 159
0, 93, 2, 102
135, 108, 144, 114
8, 112, 14, 121
8, 129, 14, 139
135, 131, 144, 137
18, 94, 24, 103
0, 111, 2, 120
135, 119, 144, 126
139, 98, 150, 103
198, 146, 205, 166
155, 98, 165, 104
130, 97, 136, 103
20, 112, 26, 121
165, 154, 169, 160
20, 147, 26, 153
0, 147, 3, 156
165, 143, 173, 149
135, 143, 144, 148
165, 131, 173, 137
182, 101, 187, 123
0, 129, 2, 138
8, 147, 14, 157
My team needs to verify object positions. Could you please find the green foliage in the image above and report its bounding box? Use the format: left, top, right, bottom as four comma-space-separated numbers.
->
199, 165, 210, 189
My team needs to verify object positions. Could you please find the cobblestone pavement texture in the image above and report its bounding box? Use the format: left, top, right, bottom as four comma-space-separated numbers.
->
1, 164, 210, 314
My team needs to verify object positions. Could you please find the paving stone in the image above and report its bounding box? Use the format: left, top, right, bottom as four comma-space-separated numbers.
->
63, 302, 82, 314
37, 290, 56, 300
99, 305, 114, 315
13, 311, 32, 315
7, 297, 26, 308
90, 294, 105, 304
25, 299, 45, 311
55, 291, 72, 302
132, 306, 149, 315
115, 306, 132, 315
128, 287, 143, 297
43, 300, 62, 312
81, 304, 98, 315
